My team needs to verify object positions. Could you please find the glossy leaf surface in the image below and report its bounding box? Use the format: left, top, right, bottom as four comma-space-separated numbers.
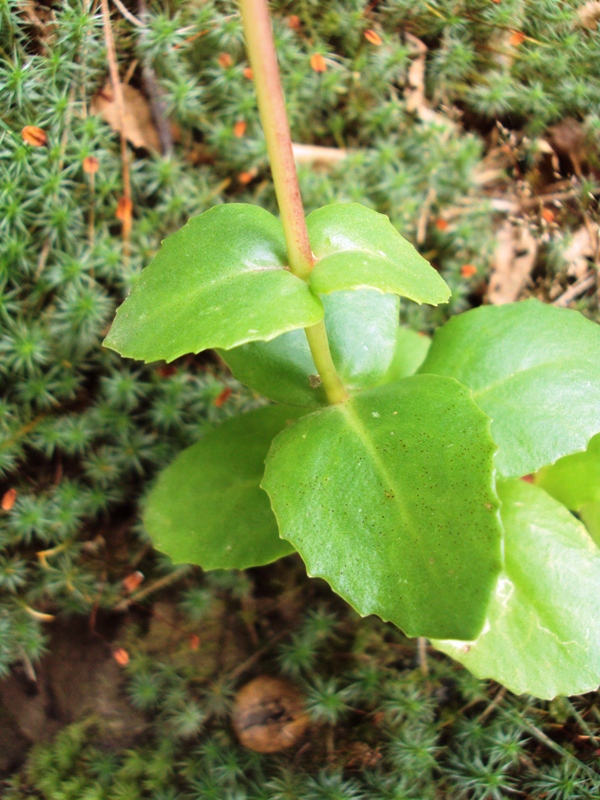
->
144, 406, 304, 569
307, 204, 450, 305
536, 434, 600, 545
435, 480, 600, 699
379, 326, 431, 384
536, 433, 600, 510
420, 299, 600, 477
221, 290, 400, 407
262, 375, 502, 640
581, 503, 600, 545
104, 204, 323, 363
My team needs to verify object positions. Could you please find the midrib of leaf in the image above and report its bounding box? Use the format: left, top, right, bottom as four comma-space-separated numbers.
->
339, 402, 416, 534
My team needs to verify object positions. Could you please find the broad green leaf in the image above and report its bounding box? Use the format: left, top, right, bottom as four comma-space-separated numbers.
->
143, 405, 305, 570
307, 203, 450, 305
581, 502, 600, 545
221, 290, 400, 407
262, 375, 502, 640
536, 434, 600, 545
104, 204, 323, 363
379, 326, 431, 384
434, 480, 600, 699
419, 299, 600, 477
536, 434, 600, 510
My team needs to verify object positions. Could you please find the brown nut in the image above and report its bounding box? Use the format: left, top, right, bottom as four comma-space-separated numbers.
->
232, 675, 309, 753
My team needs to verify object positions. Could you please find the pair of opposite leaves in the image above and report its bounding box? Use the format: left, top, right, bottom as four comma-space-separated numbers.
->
105, 203, 600, 698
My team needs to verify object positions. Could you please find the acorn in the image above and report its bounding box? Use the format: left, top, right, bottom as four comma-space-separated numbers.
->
232, 675, 309, 753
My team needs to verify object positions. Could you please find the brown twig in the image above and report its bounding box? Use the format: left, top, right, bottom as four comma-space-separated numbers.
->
111, 0, 144, 27
112, 565, 189, 611
553, 272, 596, 307
417, 636, 430, 676
477, 685, 506, 722
100, 0, 132, 259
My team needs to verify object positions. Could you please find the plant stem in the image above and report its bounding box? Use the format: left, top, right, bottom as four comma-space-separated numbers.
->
238, 0, 348, 405
304, 322, 348, 404
238, 0, 311, 280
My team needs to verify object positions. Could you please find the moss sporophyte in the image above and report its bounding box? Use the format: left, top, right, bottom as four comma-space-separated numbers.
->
104, 0, 600, 699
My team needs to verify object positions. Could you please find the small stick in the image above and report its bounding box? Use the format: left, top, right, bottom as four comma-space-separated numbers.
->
112, 0, 144, 27
418, 636, 429, 676
477, 685, 506, 722
113, 565, 189, 610
553, 272, 596, 307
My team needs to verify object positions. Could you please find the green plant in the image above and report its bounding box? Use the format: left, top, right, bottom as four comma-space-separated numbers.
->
7, 599, 600, 799
103, 0, 600, 701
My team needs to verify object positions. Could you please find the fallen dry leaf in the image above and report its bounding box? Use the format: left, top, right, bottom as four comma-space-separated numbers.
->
403, 34, 447, 124
232, 676, 309, 753
578, 1, 600, 29
1, 488, 17, 511
20, 0, 54, 34
344, 741, 383, 770
91, 81, 160, 152
488, 221, 538, 304
562, 225, 598, 279
22, 125, 47, 146
547, 118, 586, 176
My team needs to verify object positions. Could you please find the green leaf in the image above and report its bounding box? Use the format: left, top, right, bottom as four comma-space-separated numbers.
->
536, 434, 600, 510
104, 204, 323, 363
580, 502, 600, 545
419, 299, 600, 477
536, 434, 600, 545
262, 375, 502, 640
378, 326, 431, 384
221, 290, 400, 407
434, 479, 600, 699
307, 203, 450, 305
143, 405, 305, 570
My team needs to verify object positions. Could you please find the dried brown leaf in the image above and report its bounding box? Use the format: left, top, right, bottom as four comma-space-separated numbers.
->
578, 1, 600, 29
562, 225, 598, 279
488, 221, 538, 304
91, 81, 160, 152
